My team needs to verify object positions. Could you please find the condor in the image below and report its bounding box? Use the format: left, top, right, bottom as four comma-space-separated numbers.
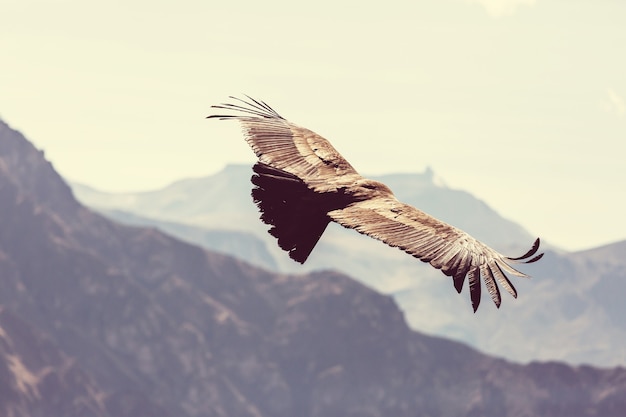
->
208, 96, 543, 311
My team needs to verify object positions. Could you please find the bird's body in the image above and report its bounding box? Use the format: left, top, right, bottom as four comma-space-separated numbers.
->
208, 96, 543, 311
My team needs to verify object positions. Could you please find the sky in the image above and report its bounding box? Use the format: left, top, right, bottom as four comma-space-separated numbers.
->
2, 0, 625, 252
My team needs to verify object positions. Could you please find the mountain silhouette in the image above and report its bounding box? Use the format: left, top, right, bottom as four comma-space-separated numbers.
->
71, 164, 626, 367
1, 118, 626, 416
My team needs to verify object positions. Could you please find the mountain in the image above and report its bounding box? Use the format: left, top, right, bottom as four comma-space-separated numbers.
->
100, 209, 278, 270
0, 307, 109, 417
70, 165, 626, 367
70, 163, 536, 253
3, 118, 626, 415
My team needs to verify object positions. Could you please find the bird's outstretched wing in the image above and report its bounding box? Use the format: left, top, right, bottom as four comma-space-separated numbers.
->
208, 96, 359, 188
328, 197, 543, 311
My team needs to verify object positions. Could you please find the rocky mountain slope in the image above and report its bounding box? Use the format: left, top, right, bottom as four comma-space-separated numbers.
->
71, 165, 626, 367
2, 118, 626, 416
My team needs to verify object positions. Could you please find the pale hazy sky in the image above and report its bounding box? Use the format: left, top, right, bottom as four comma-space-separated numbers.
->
2, 0, 625, 251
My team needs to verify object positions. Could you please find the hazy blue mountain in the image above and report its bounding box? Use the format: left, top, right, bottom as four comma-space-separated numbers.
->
101, 209, 278, 270
70, 164, 260, 230
70, 163, 541, 285
3, 117, 626, 417
71, 162, 626, 367
71, 163, 536, 252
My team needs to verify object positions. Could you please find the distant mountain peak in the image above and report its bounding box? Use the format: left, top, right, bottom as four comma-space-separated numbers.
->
372, 165, 448, 192
425, 165, 449, 188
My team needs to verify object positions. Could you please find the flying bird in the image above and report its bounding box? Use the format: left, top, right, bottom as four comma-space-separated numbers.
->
208, 96, 543, 311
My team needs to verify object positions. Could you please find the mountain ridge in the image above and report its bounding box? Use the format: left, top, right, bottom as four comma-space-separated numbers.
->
70, 162, 538, 251
70, 161, 626, 367
2, 116, 626, 416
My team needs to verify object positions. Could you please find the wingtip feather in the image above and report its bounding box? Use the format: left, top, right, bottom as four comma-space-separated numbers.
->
206, 96, 285, 120
507, 237, 543, 261
468, 266, 481, 312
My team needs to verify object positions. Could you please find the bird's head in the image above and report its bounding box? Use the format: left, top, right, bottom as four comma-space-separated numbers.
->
352, 179, 394, 200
